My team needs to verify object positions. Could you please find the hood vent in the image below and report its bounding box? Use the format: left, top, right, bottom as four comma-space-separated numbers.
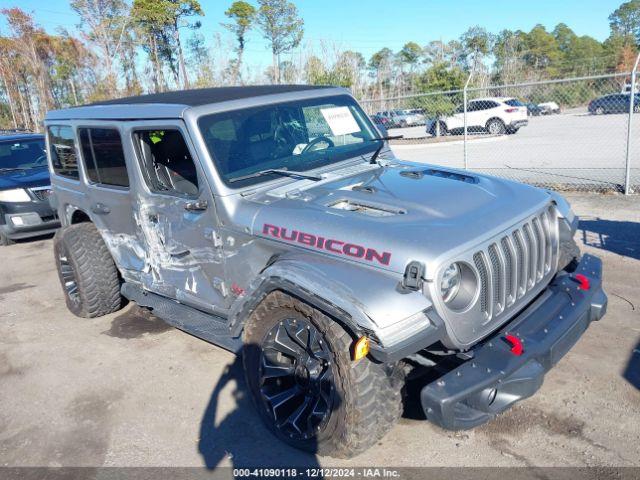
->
401, 168, 478, 184
352, 184, 377, 194
328, 199, 405, 217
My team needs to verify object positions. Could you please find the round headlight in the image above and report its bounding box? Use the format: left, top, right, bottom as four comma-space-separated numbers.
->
440, 263, 461, 303
439, 262, 478, 311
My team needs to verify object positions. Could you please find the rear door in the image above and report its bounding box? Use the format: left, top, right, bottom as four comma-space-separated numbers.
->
74, 122, 145, 277
124, 120, 230, 314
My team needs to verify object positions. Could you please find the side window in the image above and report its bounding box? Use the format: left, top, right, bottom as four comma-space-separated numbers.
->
467, 102, 480, 112
133, 129, 199, 197
48, 125, 79, 179
78, 128, 129, 187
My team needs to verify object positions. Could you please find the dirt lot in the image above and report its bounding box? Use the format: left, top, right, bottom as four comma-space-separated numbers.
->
0, 193, 638, 469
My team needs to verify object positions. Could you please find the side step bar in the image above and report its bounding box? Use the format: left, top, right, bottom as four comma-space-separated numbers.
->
121, 283, 242, 354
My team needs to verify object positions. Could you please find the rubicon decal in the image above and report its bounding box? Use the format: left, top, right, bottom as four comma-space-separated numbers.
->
262, 224, 391, 266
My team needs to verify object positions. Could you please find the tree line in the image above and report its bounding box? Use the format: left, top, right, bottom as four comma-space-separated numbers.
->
1, 0, 640, 130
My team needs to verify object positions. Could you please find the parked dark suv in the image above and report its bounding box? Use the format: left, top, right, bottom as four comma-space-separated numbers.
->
0, 133, 60, 245
588, 93, 640, 115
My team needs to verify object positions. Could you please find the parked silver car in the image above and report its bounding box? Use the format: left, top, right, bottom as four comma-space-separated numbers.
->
376, 109, 425, 128
45, 85, 607, 458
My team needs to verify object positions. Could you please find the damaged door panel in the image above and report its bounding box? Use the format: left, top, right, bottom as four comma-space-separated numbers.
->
75, 122, 146, 278
126, 122, 230, 314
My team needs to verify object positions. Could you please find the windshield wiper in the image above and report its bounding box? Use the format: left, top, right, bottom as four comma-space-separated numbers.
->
229, 168, 323, 184
369, 135, 403, 164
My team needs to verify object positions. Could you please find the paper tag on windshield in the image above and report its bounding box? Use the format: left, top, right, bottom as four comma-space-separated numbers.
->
320, 107, 360, 136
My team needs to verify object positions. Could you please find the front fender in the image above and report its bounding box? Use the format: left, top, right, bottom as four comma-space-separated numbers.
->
228, 253, 442, 353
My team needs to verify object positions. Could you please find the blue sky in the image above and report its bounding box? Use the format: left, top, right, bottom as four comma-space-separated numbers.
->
2, 0, 624, 70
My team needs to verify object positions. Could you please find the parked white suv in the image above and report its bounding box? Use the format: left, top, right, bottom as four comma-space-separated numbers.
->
427, 97, 528, 136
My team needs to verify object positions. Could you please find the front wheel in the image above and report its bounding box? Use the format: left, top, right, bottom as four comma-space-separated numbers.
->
243, 292, 403, 458
594, 106, 605, 115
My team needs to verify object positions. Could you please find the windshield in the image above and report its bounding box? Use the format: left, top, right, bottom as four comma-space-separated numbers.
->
0, 138, 47, 171
198, 95, 379, 188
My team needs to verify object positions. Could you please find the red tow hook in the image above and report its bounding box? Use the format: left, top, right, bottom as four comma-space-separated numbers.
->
504, 334, 523, 356
574, 274, 590, 290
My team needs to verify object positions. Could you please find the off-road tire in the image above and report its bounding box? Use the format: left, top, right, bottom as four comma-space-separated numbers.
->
54, 223, 123, 318
486, 118, 506, 135
243, 291, 404, 458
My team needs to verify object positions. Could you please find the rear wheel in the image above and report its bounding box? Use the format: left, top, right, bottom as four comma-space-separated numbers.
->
594, 106, 605, 115
486, 118, 506, 135
54, 223, 124, 318
243, 291, 403, 458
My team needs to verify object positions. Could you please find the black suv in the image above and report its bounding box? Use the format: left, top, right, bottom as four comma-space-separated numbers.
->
0, 133, 60, 245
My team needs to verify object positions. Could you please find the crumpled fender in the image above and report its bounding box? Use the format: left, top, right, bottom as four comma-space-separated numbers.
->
228, 252, 434, 347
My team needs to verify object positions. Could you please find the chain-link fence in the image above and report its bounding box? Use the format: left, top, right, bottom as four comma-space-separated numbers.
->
360, 62, 640, 194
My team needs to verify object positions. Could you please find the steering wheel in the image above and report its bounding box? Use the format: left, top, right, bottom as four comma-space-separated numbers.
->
300, 136, 335, 155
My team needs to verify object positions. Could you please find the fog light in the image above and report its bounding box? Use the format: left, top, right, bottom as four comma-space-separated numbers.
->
11, 216, 24, 226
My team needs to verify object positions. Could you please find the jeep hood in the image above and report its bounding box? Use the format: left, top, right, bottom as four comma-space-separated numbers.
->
249, 164, 552, 278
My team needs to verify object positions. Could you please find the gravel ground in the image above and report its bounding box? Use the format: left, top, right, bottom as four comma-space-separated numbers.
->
0, 193, 638, 469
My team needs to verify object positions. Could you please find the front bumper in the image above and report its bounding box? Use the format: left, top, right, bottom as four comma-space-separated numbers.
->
420, 253, 606, 430
0, 199, 60, 240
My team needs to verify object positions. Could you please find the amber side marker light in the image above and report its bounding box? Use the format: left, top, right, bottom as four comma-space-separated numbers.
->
353, 336, 370, 361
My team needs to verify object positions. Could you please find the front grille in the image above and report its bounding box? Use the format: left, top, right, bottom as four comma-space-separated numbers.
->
30, 188, 51, 202
473, 206, 557, 322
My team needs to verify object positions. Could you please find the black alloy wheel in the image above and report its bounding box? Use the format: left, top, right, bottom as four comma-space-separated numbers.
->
258, 317, 334, 440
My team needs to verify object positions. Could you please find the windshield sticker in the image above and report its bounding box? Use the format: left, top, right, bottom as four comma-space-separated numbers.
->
320, 107, 361, 136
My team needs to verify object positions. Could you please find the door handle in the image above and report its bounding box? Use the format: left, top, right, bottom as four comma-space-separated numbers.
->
184, 199, 208, 212
91, 203, 110, 215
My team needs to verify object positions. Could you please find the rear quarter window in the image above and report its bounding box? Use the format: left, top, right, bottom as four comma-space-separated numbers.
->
78, 128, 129, 188
47, 125, 79, 179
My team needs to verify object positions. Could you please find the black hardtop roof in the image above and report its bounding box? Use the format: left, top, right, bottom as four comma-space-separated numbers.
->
90, 85, 334, 107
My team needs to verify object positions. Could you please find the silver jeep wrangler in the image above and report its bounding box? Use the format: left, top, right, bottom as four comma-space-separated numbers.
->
45, 86, 607, 458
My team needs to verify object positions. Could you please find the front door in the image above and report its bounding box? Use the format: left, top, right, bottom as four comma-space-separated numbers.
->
124, 121, 229, 315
